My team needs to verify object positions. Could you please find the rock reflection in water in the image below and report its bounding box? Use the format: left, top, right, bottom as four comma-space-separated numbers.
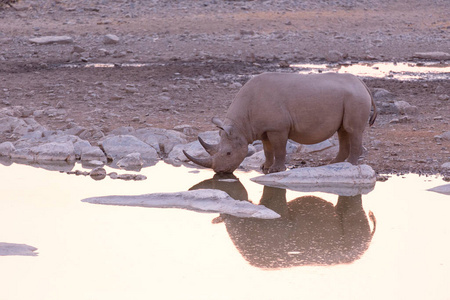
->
191, 175, 375, 269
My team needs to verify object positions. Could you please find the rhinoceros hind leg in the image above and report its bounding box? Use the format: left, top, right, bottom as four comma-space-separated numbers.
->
330, 127, 350, 164
347, 132, 363, 164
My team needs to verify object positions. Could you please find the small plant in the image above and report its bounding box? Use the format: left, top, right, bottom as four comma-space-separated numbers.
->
0, 0, 20, 9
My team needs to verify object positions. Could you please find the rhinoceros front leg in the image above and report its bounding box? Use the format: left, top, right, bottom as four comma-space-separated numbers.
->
261, 131, 288, 174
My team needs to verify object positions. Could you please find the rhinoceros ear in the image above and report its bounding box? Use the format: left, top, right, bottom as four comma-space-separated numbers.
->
212, 117, 233, 136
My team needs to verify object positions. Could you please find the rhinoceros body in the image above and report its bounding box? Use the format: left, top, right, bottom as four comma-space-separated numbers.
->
184, 72, 377, 174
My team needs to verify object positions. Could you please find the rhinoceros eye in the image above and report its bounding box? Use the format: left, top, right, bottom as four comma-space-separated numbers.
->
226, 152, 231, 156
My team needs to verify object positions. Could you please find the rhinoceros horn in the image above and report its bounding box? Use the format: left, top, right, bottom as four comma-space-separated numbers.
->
198, 136, 218, 155
183, 150, 213, 168
212, 117, 232, 136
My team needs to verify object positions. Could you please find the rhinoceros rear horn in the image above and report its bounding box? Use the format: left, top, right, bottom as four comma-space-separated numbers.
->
211, 117, 232, 136
183, 150, 213, 169
198, 136, 218, 155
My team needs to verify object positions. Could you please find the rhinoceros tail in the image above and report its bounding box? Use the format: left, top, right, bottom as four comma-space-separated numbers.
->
360, 79, 378, 126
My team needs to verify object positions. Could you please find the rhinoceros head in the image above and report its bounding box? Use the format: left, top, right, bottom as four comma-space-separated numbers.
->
183, 118, 249, 174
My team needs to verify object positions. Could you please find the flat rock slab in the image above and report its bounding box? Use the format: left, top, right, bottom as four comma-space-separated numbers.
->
82, 189, 280, 219
251, 162, 376, 196
413, 52, 450, 60
29, 36, 74, 45
0, 242, 38, 256
428, 184, 450, 195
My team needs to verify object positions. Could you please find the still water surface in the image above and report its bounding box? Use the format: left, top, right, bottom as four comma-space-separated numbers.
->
1, 162, 449, 300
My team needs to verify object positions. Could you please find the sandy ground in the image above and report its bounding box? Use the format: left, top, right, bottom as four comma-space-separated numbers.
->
0, 0, 449, 175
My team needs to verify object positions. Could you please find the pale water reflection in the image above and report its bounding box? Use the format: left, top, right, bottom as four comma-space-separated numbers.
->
1, 162, 449, 300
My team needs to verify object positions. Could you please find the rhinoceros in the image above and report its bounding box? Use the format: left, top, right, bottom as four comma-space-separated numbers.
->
184, 72, 377, 174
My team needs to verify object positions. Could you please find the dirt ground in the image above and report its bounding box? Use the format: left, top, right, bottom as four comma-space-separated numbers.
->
0, 0, 449, 176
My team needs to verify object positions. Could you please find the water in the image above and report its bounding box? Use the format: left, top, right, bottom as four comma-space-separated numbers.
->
60, 61, 450, 80
1, 162, 449, 300
291, 62, 450, 80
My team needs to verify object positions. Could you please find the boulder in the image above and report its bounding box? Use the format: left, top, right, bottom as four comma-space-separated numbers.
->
80, 146, 107, 163
133, 127, 187, 154
0, 242, 38, 256
116, 152, 143, 171
99, 135, 159, 162
0, 142, 15, 157
82, 189, 281, 219
251, 162, 376, 196
31, 141, 76, 162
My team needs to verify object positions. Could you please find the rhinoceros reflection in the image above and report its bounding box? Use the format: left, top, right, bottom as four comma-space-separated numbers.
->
190, 176, 375, 269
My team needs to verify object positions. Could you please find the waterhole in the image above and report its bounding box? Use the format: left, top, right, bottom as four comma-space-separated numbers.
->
1, 161, 449, 300
61, 61, 450, 80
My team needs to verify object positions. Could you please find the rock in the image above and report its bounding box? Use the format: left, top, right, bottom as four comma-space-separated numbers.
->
173, 124, 198, 136
82, 189, 281, 219
104, 34, 120, 44
90, 167, 107, 180
116, 152, 143, 171
372, 88, 396, 101
0, 116, 35, 136
441, 162, 450, 171
326, 50, 344, 62
0, 242, 38, 256
440, 131, 450, 141
110, 126, 135, 135
394, 101, 418, 115
80, 146, 107, 163
428, 183, 450, 195
31, 141, 76, 162
99, 135, 159, 162
0, 142, 15, 157
251, 162, 376, 196
73, 140, 92, 158
133, 127, 187, 155
437, 94, 449, 101
29, 36, 74, 45
300, 139, 335, 153
413, 52, 450, 60
240, 151, 265, 170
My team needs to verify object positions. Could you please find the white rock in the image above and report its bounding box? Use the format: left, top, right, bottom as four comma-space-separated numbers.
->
0, 242, 38, 256
82, 189, 281, 219
251, 162, 376, 196
99, 135, 159, 162
29, 36, 74, 45
428, 184, 450, 195
81, 146, 107, 163
32, 141, 76, 162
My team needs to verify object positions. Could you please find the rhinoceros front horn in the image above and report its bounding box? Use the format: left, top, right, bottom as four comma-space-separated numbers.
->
198, 136, 218, 155
183, 150, 213, 169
